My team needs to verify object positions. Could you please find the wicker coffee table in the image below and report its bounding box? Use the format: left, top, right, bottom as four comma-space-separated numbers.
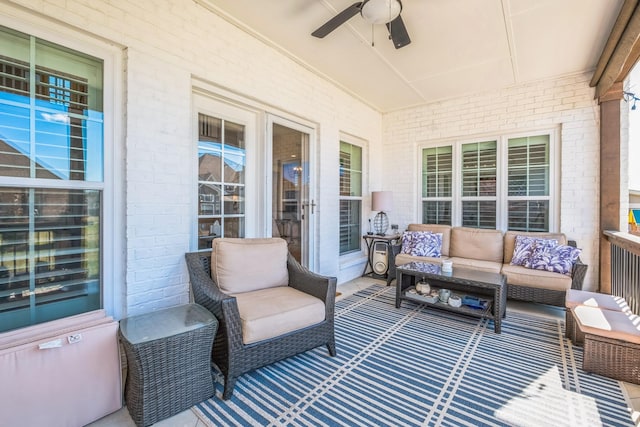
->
396, 261, 507, 333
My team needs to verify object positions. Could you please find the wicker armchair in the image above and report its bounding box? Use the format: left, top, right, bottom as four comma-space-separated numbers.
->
185, 240, 336, 400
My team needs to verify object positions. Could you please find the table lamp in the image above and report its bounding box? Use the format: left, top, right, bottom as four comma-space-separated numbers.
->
371, 191, 392, 235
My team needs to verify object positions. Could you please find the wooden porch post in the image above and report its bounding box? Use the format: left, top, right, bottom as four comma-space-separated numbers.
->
598, 82, 624, 294
590, 0, 640, 293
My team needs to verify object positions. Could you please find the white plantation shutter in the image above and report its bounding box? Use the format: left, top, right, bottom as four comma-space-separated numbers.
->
339, 141, 362, 254
422, 146, 452, 224
0, 27, 104, 332
420, 133, 554, 231
461, 141, 497, 229
507, 135, 550, 231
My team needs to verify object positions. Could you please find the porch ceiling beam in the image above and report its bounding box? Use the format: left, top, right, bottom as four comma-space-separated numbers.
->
591, 0, 640, 99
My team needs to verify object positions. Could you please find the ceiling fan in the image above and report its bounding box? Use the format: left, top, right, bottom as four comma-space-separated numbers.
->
312, 0, 411, 49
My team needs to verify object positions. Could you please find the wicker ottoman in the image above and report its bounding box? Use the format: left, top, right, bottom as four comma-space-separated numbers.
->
564, 289, 629, 344
119, 304, 218, 427
572, 305, 640, 384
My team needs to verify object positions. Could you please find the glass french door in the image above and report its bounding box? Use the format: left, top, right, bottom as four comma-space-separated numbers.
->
269, 118, 314, 268
193, 93, 257, 248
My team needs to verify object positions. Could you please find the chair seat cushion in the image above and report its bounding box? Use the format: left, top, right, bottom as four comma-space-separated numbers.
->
233, 286, 325, 344
501, 264, 572, 291
565, 289, 630, 311
448, 257, 502, 274
395, 253, 448, 267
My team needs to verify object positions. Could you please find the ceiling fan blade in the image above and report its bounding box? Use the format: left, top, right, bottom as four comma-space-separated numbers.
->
312, 2, 363, 38
386, 14, 411, 49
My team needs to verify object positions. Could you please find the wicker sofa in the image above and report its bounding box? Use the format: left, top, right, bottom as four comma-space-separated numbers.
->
185, 237, 336, 399
389, 224, 588, 306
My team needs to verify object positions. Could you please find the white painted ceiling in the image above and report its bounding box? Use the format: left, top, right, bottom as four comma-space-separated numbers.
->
201, 0, 624, 112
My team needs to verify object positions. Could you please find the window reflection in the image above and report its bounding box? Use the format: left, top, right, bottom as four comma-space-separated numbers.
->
0, 26, 104, 332
197, 113, 246, 248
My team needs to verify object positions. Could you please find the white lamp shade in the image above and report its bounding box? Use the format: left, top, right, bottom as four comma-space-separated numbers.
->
372, 191, 392, 212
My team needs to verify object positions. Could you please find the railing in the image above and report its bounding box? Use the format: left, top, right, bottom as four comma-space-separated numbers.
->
604, 231, 640, 315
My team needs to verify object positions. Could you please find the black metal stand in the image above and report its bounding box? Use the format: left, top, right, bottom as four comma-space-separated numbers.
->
361, 234, 401, 282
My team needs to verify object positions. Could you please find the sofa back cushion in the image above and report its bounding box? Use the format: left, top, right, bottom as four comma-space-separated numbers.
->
450, 227, 503, 263
212, 238, 289, 294
407, 224, 452, 256
503, 231, 567, 264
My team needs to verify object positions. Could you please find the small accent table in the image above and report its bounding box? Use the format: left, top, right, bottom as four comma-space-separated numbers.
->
361, 234, 401, 281
119, 303, 218, 427
396, 261, 506, 333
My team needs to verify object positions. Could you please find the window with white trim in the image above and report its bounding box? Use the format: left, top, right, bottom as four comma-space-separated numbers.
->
197, 113, 245, 249
507, 135, 550, 231
421, 132, 554, 231
461, 140, 497, 229
421, 146, 452, 224
339, 141, 362, 254
0, 26, 104, 332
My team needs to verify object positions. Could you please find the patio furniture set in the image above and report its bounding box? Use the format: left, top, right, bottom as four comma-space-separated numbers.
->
119, 229, 639, 426
389, 224, 587, 306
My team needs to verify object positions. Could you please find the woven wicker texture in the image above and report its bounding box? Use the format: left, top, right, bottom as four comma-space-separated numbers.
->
119, 306, 217, 427
392, 239, 587, 307
395, 262, 507, 333
185, 250, 337, 400
583, 333, 640, 384
565, 309, 577, 342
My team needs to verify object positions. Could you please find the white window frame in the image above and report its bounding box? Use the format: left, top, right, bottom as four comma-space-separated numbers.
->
339, 137, 365, 256
192, 92, 258, 248
0, 11, 124, 320
458, 139, 499, 229
420, 144, 454, 225
419, 128, 560, 232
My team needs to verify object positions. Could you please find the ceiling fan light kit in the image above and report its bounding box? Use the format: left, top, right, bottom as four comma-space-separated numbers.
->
312, 0, 411, 49
361, 0, 402, 24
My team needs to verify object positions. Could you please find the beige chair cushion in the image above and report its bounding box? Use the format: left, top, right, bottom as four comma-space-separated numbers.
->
503, 231, 567, 264
449, 227, 503, 262
572, 305, 640, 345
565, 289, 630, 312
407, 224, 452, 256
233, 286, 325, 344
501, 264, 572, 291
395, 253, 449, 267
212, 238, 289, 294
448, 257, 502, 274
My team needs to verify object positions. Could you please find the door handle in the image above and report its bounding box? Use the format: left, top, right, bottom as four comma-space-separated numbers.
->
310, 200, 316, 214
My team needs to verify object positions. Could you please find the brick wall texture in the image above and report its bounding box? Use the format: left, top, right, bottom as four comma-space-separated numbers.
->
3, 0, 605, 316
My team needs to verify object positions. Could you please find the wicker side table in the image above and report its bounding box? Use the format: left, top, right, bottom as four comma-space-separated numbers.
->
119, 303, 217, 427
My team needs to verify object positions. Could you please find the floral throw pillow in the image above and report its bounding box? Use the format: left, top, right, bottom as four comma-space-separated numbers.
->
400, 231, 443, 257
511, 235, 558, 266
527, 244, 581, 275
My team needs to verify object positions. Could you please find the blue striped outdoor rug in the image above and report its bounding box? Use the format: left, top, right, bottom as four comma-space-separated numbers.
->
193, 284, 634, 426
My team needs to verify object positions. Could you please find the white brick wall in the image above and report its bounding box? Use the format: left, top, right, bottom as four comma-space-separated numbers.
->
4, 0, 382, 316
3, 0, 610, 314
382, 74, 602, 290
